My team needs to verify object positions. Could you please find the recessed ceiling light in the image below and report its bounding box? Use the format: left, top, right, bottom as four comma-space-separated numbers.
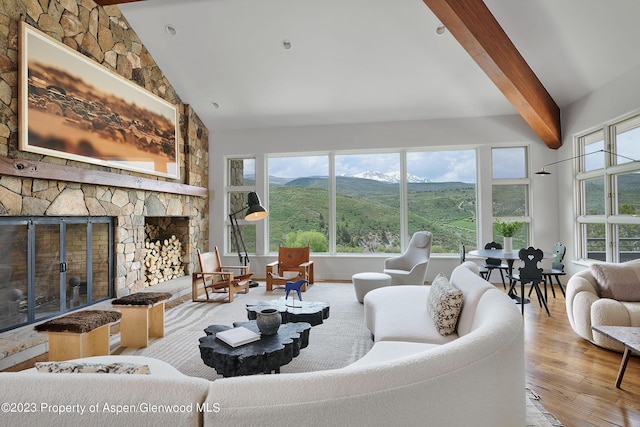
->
165, 24, 177, 36
282, 40, 292, 50
211, 102, 220, 109
435, 25, 446, 36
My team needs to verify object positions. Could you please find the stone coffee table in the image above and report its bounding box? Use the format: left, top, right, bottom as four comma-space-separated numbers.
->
246, 298, 330, 326
592, 325, 640, 388
199, 320, 311, 377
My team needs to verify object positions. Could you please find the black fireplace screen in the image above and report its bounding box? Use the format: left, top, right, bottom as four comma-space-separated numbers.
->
0, 216, 114, 332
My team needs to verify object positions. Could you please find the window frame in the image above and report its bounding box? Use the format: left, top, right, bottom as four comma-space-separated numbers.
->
225, 157, 259, 258
264, 149, 481, 255
576, 114, 640, 262
490, 146, 532, 248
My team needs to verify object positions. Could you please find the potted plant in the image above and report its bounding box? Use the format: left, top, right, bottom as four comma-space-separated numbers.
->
495, 219, 524, 253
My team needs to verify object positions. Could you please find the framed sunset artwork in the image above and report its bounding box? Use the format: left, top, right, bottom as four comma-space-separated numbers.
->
19, 22, 179, 179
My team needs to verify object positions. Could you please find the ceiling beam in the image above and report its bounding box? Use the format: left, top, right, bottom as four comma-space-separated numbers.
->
422, 0, 561, 149
96, 0, 561, 147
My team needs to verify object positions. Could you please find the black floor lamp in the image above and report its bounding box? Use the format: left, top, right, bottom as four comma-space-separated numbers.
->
229, 191, 268, 288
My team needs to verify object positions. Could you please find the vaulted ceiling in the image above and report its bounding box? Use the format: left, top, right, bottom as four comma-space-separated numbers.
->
97, 0, 640, 149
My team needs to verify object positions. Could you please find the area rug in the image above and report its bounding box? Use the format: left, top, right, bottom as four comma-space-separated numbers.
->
112, 282, 563, 426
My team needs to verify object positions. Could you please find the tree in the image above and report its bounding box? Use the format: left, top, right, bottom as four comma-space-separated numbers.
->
284, 231, 327, 252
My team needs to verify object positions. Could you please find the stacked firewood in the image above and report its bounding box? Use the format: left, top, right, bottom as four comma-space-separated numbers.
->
144, 226, 185, 286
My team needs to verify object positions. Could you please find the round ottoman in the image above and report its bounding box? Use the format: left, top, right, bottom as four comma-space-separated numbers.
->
352, 272, 392, 303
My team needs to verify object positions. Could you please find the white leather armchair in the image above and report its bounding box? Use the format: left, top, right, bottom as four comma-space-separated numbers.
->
383, 231, 432, 285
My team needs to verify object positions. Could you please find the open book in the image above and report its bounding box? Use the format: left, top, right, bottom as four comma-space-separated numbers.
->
216, 326, 261, 347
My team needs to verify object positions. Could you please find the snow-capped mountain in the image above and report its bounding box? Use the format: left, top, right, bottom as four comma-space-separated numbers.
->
344, 170, 428, 183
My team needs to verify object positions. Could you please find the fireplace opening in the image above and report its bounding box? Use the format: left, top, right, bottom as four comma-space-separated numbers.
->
144, 217, 189, 286
0, 216, 114, 333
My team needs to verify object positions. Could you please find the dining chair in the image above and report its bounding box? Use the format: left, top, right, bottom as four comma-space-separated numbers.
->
460, 243, 489, 279
542, 242, 567, 298
482, 241, 508, 289
507, 247, 550, 316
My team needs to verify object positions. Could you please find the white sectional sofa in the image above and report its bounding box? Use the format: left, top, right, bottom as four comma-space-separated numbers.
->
0, 262, 524, 427
0, 355, 211, 426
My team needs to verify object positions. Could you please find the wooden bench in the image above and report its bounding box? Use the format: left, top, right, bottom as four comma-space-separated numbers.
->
112, 292, 172, 348
34, 310, 122, 361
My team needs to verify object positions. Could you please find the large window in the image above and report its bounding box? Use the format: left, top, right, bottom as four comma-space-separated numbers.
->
265, 150, 478, 254
268, 155, 329, 252
491, 147, 530, 248
406, 150, 477, 252
577, 115, 640, 262
335, 153, 401, 253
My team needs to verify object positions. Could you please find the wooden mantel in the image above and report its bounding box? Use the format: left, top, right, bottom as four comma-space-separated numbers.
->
0, 157, 207, 198
94, 0, 144, 5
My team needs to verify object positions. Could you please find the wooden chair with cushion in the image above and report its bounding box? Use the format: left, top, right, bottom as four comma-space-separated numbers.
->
266, 246, 314, 292
192, 247, 251, 303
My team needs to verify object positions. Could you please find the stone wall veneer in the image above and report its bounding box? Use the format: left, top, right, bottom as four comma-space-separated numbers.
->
0, 0, 209, 295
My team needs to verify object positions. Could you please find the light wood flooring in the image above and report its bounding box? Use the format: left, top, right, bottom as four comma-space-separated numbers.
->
517, 282, 640, 427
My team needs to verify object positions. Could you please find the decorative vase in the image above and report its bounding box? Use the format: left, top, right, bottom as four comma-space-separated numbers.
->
503, 237, 513, 253
256, 308, 281, 335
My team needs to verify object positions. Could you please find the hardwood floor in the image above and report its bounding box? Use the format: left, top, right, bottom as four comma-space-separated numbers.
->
519, 283, 640, 427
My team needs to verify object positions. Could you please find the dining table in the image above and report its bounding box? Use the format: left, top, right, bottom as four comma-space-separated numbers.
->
467, 248, 554, 305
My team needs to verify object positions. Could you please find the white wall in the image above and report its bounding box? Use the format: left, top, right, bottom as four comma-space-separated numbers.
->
557, 63, 640, 276
208, 113, 569, 281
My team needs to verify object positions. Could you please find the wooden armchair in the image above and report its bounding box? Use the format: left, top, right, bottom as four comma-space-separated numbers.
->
192, 247, 251, 303
266, 246, 314, 292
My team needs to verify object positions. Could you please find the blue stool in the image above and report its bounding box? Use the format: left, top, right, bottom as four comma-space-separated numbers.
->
285, 280, 307, 306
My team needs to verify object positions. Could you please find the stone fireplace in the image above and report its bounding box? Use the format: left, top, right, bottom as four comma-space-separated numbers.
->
0, 1, 210, 331
0, 184, 208, 333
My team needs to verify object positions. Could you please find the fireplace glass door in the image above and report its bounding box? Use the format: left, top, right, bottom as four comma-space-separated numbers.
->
0, 217, 114, 332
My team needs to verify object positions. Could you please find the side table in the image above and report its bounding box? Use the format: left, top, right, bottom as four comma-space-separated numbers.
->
592, 325, 640, 388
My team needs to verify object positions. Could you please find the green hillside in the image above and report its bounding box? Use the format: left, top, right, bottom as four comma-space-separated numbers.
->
269, 176, 478, 253
262, 171, 639, 254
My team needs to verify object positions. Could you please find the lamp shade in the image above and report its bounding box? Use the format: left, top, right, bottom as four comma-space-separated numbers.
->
245, 192, 268, 221
534, 167, 551, 175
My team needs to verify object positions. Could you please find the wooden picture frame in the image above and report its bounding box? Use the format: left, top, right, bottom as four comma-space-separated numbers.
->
19, 22, 180, 179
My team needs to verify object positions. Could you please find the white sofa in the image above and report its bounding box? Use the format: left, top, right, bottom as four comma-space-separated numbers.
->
0, 262, 525, 427
566, 261, 640, 352
205, 262, 525, 426
0, 355, 210, 426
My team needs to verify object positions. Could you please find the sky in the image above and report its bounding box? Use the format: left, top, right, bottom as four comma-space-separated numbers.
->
584, 129, 640, 170
268, 150, 479, 183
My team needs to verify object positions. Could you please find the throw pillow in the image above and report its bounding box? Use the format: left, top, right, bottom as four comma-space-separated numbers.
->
35, 362, 151, 374
426, 273, 464, 336
590, 259, 640, 301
